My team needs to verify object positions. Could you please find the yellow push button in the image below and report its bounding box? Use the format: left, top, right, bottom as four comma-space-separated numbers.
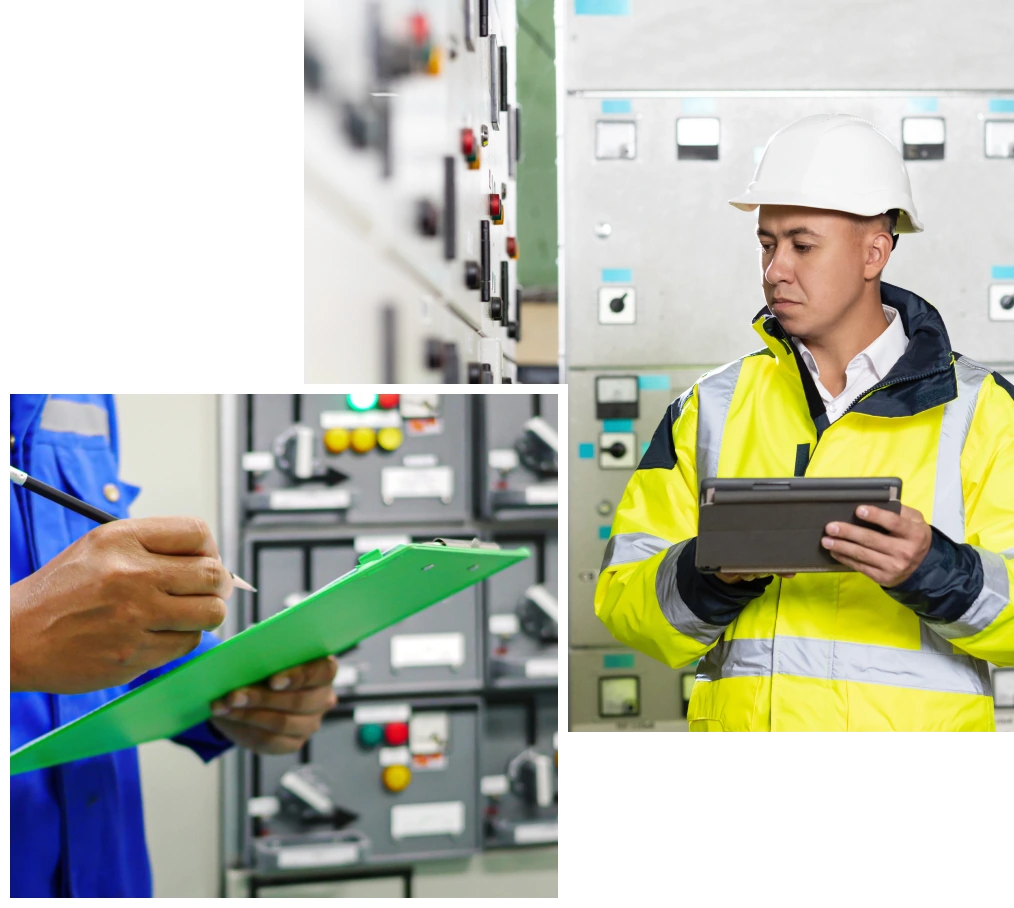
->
323, 427, 351, 454
350, 427, 377, 454
382, 764, 412, 793
103, 483, 120, 503
377, 427, 403, 452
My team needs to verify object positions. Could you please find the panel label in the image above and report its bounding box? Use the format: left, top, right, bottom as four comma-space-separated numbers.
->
489, 613, 520, 636
514, 822, 558, 844
390, 801, 465, 839
409, 712, 450, 754
353, 534, 411, 553
276, 842, 360, 869
379, 746, 410, 767
242, 451, 275, 472
481, 774, 509, 797
525, 658, 559, 678
524, 483, 558, 505
354, 703, 411, 724
320, 410, 401, 429
269, 488, 351, 510
391, 632, 466, 669
381, 466, 454, 504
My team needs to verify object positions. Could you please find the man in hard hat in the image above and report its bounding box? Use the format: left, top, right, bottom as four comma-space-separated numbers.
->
596, 114, 1014, 731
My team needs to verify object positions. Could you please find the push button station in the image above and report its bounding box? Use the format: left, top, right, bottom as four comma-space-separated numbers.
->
358, 723, 384, 748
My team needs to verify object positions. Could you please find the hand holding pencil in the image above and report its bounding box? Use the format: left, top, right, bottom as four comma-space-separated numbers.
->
10, 467, 254, 695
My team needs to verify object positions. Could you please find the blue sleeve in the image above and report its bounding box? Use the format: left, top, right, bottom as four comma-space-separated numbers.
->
128, 631, 234, 763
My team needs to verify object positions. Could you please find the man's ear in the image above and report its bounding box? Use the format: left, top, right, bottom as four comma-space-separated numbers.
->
864, 230, 893, 280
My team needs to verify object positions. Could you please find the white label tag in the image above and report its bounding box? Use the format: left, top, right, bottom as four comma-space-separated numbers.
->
489, 614, 520, 636
524, 483, 558, 505
277, 842, 360, 869
488, 448, 520, 472
514, 822, 558, 845
391, 633, 465, 669
409, 712, 449, 755
354, 703, 411, 725
481, 774, 509, 797
391, 801, 465, 839
404, 417, 444, 436
403, 453, 438, 468
525, 658, 559, 678
283, 592, 308, 608
247, 796, 280, 818
320, 410, 401, 429
353, 534, 411, 554
269, 488, 351, 510
381, 466, 454, 504
242, 451, 275, 472
379, 746, 411, 767
411, 753, 448, 771
332, 664, 359, 688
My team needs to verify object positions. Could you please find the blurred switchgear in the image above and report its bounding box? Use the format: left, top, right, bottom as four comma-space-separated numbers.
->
220, 393, 557, 890
304, 1, 524, 383
561, 0, 1014, 731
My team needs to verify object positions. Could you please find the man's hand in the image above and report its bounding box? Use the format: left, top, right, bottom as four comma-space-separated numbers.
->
10, 517, 233, 694
821, 504, 932, 587
209, 656, 339, 755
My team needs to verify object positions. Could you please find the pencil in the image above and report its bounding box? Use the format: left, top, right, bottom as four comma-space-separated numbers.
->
10, 465, 257, 592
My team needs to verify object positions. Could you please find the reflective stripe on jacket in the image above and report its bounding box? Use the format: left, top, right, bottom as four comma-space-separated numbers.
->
595, 284, 1014, 731
10, 394, 231, 896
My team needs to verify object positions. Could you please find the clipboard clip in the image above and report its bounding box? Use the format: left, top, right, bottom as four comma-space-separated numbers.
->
430, 537, 501, 550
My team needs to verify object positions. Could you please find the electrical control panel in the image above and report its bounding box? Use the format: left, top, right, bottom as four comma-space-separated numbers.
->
242, 393, 471, 524
221, 392, 558, 883
481, 693, 558, 846
248, 698, 481, 870
304, 0, 524, 383
475, 393, 559, 518
485, 534, 558, 688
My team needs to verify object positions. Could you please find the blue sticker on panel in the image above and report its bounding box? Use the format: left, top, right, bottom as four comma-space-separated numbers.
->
638, 374, 671, 391
682, 97, 716, 115
603, 653, 636, 669
908, 97, 938, 113
602, 419, 633, 432
602, 268, 633, 283
988, 99, 1014, 113
601, 100, 632, 114
598, 526, 612, 540
641, 441, 650, 457
578, 442, 595, 459
575, 0, 632, 14
992, 266, 1014, 280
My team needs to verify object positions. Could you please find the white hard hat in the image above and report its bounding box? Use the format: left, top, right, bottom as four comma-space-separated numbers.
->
729, 113, 923, 233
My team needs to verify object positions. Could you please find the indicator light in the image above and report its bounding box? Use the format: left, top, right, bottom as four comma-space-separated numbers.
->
384, 722, 410, 746
323, 427, 351, 454
382, 764, 412, 793
358, 724, 383, 748
378, 394, 400, 409
377, 427, 404, 451
347, 393, 378, 411
351, 427, 377, 453
506, 236, 518, 259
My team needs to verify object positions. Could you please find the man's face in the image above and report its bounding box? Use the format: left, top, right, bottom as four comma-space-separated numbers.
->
756, 205, 887, 339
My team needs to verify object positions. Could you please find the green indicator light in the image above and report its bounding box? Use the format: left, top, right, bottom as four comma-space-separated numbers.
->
347, 393, 379, 411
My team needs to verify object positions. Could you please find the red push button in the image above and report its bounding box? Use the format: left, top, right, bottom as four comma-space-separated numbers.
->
506, 236, 518, 259
384, 722, 409, 746
461, 128, 476, 160
378, 394, 400, 410
409, 13, 429, 45
488, 193, 502, 219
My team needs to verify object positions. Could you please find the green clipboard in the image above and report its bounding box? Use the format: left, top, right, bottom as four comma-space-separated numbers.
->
11, 540, 529, 776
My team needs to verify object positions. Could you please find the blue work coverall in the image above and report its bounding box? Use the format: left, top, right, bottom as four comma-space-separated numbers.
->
10, 394, 233, 897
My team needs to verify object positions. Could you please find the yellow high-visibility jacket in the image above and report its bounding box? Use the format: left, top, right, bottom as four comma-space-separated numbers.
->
596, 283, 1014, 731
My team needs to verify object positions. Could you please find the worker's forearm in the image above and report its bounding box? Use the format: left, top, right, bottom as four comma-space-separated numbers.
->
885, 527, 984, 621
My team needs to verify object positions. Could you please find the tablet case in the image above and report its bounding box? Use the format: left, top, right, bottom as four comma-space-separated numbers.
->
696, 478, 902, 573
11, 540, 529, 776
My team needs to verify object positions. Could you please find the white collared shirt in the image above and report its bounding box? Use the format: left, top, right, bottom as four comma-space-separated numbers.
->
792, 305, 910, 424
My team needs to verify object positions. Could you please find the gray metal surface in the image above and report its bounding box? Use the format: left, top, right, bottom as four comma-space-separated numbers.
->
563, 0, 1013, 91
565, 91, 1014, 368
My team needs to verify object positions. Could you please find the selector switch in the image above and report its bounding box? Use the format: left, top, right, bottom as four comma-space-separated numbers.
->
490, 297, 504, 321
417, 199, 439, 236
599, 432, 636, 469
599, 286, 636, 325
989, 284, 1014, 322
464, 260, 481, 291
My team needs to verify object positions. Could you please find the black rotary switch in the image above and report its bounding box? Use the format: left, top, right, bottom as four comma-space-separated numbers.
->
603, 441, 627, 459
609, 293, 627, 313
490, 297, 504, 320
1001, 295, 1014, 311
464, 261, 481, 290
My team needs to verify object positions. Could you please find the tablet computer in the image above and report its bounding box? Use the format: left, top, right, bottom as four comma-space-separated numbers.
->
695, 477, 902, 574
